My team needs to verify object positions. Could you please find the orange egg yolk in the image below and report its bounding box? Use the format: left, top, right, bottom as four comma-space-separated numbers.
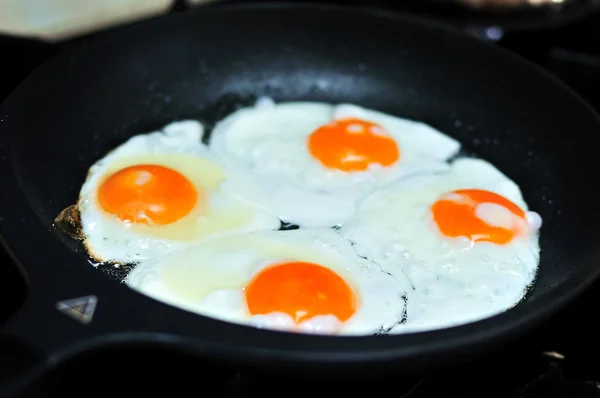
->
431, 189, 526, 245
307, 118, 400, 172
97, 164, 198, 225
244, 261, 357, 323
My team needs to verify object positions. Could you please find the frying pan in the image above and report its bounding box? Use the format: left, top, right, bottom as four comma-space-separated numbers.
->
2, 2, 600, 395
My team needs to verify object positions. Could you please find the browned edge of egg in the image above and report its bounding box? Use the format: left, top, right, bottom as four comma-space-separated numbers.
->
54, 203, 129, 268
54, 204, 84, 240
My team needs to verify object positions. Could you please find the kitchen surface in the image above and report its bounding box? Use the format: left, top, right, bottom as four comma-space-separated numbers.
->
1, 0, 600, 396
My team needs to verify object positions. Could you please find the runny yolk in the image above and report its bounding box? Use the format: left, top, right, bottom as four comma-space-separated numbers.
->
97, 164, 198, 225
307, 118, 400, 172
244, 261, 357, 323
431, 189, 526, 245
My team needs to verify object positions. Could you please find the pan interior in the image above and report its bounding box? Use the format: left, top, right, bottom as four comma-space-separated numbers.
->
3, 4, 600, 331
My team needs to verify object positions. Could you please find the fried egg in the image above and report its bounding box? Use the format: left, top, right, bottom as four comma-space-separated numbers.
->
125, 229, 408, 335
209, 98, 460, 227
339, 157, 542, 332
78, 120, 280, 264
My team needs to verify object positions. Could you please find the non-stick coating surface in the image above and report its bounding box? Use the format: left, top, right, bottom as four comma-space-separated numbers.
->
1, 3, 600, 374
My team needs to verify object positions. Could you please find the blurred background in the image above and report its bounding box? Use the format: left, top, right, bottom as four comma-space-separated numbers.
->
2, 0, 600, 113
1, 0, 600, 397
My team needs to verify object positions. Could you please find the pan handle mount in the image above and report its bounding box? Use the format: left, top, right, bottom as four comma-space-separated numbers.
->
0, 290, 109, 397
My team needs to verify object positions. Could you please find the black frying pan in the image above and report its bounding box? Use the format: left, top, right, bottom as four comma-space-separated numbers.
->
2, 3, 600, 395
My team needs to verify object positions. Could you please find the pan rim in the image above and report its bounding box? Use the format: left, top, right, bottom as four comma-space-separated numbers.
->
1, 1, 600, 371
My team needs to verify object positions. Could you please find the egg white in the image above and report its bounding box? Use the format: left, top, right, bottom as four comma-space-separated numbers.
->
78, 120, 281, 264
209, 98, 460, 227
339, 157, 542, 333
125, 228, 408, 335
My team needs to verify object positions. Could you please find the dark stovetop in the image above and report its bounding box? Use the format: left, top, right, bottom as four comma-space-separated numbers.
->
2, 2, 600, 397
